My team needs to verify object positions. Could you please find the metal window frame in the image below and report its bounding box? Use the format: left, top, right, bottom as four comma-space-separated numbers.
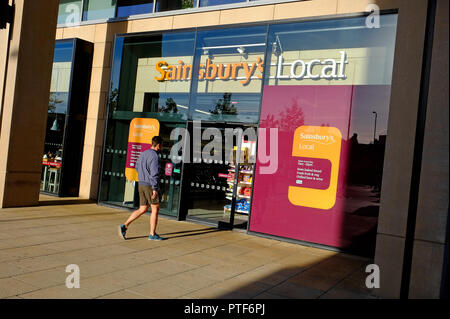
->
40, 39, 77, 198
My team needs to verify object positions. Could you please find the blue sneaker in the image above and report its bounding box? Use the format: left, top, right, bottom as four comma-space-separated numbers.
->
118, 224, 127, 240
148, 234, 165, 241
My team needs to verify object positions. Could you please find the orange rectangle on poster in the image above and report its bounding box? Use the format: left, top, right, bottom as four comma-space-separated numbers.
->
288, 125, 342, 210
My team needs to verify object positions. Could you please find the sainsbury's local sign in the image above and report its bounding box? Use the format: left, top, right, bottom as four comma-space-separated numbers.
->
154, 51, 348, 84
276, 51, 348, 80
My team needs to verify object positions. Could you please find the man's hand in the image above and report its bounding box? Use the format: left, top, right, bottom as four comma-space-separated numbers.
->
152, 190, 158, 200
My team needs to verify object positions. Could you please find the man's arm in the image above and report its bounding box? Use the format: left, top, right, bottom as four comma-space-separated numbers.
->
150, 152, 160, 198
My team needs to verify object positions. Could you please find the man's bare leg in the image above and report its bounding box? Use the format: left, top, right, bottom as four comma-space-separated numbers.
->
124, 205, 149, 228
149, 203, 160, 236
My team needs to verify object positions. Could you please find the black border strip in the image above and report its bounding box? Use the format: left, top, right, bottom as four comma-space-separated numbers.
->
441, 206, 450, 298
400, 0, 437, 299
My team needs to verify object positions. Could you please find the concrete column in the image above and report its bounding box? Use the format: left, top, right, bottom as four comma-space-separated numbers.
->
374, 0, 429, 298
0, 0, 12, 133
0, 0, 59, 207
58, 21, 129, 200
409, 0, 449, 298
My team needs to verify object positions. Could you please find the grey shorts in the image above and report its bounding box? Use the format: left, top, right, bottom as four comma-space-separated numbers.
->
138, 185, 160, 206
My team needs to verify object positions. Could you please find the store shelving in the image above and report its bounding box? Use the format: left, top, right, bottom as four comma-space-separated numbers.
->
223, 140, 256, 218
223, 163, 254, 215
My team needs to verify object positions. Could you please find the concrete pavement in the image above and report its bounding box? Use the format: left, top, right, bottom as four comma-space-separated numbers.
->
0, 196, 377, 299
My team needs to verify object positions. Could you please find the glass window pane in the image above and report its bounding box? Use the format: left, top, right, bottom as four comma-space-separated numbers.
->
57, 0, 82, 25
83, 0, 117, 21
116, 33, 195, 118
249, 14, 398, 256
42, 41, 74, 195
101, 32, 195, 215
155, 0, 194, 12
199, 0, 246, 7
53, 41, 74, 63
189, 25, 267, 123
117, 0, 154, 17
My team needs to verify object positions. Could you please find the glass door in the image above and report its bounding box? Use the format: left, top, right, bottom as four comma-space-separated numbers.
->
182, 121, 256, 229
157, 123, 185, 216
227, 137, 257, 229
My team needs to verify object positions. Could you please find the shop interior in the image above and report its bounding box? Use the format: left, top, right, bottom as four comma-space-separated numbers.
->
180, 122, 257, 229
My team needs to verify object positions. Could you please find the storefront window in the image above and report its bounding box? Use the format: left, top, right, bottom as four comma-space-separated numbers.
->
117, 0, 154, 17
83, 0, 117, 21
155, 0, 194, 12
189, 25, 267, 123
249, 14, 398, 256
100, 32, 196, 215
41, 42, 73, 195
58, 0, 82, 25
199, 0, 246, 7
41, 39, 93, 197
100, 15, 398, 253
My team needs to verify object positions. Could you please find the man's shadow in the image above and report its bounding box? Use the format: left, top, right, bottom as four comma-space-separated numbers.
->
124, 227, 225, 240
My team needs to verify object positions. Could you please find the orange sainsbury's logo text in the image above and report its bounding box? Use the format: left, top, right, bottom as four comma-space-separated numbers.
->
155, 57, 264, 85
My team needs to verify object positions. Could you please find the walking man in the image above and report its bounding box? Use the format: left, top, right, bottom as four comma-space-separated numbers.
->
118, 136, 165, 241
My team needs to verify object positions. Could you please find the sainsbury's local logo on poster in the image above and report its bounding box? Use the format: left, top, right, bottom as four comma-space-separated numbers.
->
154, 51, 348, 84
299, 132, 337, 145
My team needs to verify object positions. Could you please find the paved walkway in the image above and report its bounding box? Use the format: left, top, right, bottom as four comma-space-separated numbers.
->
0, 196, 376, 299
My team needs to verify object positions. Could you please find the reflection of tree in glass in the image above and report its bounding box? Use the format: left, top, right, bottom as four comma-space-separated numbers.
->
260, 99, 304, 130
210, 93, 237, 115
108, 84, 119, 112
48, 93, 64, 113
159, 98, 178, 113
260, 114, 278, 128
181, 0, 194, 8
278, 98, 305, 132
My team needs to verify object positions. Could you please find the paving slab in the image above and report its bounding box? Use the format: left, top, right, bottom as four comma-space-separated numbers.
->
0, 278, 39, 298
99, 290, 149, 299
0, 196, 374, 299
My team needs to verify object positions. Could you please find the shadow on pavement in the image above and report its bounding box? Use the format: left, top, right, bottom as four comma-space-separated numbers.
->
211, 255, 376, 299
38, 199, 95, 206
126, 228, 225, 240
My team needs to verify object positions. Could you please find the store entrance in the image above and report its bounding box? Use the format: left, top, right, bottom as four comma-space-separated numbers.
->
180, 121, 256, 229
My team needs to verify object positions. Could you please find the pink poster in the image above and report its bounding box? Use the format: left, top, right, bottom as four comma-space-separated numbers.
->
250, 85, 354, 249
165, 163, 174, 176
126, 142, 152, 170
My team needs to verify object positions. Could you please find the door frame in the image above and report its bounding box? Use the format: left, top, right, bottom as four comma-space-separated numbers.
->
178, 120, 257, 230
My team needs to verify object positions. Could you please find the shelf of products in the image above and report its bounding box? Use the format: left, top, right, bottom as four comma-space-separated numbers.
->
224, 166, 253, 215
223, 140, 256, 217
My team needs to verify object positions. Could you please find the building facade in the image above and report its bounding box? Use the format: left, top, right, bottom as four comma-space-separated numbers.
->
0, 0, 448, 298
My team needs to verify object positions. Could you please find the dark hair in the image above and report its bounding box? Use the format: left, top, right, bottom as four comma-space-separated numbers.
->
152, 136, 163, 147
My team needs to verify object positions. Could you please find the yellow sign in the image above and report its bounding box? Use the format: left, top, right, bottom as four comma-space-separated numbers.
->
125, 118, 160, 182
288, 126, 342, 210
